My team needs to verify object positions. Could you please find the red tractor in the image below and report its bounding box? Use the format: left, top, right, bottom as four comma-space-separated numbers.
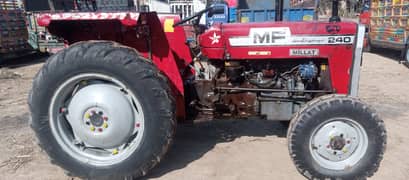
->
28, 0, 386, 179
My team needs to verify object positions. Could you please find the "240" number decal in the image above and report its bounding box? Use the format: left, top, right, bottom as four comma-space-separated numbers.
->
328, 36, 353, 44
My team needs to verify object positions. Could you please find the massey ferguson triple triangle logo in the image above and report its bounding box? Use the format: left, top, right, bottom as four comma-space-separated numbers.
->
228, 27, 355, 46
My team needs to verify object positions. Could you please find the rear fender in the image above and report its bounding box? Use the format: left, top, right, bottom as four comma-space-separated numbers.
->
37, 12, 191, 119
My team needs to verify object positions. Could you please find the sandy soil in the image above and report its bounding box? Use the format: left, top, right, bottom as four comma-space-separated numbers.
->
0, 51, 408, 180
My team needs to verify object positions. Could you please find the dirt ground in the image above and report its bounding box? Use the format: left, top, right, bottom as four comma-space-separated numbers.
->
0, 51, 408, 180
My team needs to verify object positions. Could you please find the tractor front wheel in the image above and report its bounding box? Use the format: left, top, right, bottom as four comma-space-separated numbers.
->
29, 41, 175, 179
288, 95, 386, 179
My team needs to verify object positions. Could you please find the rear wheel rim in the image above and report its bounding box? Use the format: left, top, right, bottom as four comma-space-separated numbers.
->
49, 73, 145, 166
309, 118, 368, 170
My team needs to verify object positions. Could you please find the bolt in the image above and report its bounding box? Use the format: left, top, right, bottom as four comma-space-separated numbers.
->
103, 116, 108, 121
333, 151, 337, 155
346, 140, 351, 144
60, 108, 68, 114
136, 123, 140, 128
103, 122, 108, 128
98, 128, 103, 132
85, 121, 90, 126
340, 134, 344, 138
90, 126, 95, 131
98, 111, 103, 115
85, 113, 90, 119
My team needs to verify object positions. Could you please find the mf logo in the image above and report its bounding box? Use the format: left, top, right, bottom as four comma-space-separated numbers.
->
250, 27, 291, 45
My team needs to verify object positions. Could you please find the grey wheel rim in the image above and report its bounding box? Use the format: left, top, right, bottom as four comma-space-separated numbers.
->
49, 73, 145, 166
309, 118, 368, 170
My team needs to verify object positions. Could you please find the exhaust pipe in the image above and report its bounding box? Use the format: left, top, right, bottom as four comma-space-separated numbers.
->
330, 0, 341, 22
275, 0, 284, 21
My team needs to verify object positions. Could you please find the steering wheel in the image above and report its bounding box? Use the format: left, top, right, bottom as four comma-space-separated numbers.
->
173, 6, 213, 27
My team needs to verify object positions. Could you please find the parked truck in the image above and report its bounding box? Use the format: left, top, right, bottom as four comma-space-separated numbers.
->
23, 0, 137, 54
0, 0, 31, 62
207, 0, 318, 25
363, 0, 409, 63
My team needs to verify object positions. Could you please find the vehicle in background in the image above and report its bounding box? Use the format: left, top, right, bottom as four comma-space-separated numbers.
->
23, 0, 138, 54
0, 0, 31, 63
363, 0, 409, 63
25, 12, 66, 54
206, 0, 318, 26
359, 0, 371, 26
359, 0, 371, 49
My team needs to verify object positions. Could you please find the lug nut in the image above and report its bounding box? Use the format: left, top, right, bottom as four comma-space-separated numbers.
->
90, 126, 95, 131
98, 111, 103, 115
85, 113, 90, 119
60, 108, 68, 113
85, 121, 90, 126
103, 116, 108, 121
103, 122, 108, 128
98, 128, 103, 132
112, 149, 119, 155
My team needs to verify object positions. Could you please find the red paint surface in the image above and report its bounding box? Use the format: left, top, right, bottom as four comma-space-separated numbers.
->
226, 0, 238, 7
359, 11, 371, 27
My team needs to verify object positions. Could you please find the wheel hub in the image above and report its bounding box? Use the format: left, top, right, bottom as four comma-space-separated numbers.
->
66, 84, 135, 149
309, 118, 368, 170
329, 135, 346, 151
87, 109, 106, 127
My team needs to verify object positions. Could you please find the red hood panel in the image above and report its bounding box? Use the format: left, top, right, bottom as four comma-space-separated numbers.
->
200, 21, 358, 59
199, 21, 359, 94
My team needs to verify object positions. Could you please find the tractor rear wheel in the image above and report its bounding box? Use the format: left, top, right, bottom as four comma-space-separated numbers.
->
288, 95, 386, 179
29, 41, 176, 179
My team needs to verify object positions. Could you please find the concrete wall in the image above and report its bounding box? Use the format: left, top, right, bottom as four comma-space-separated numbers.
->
149, 0, 170, 12
135, 0, 171, 12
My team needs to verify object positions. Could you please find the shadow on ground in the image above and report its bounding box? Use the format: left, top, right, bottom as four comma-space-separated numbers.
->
368, 48, 403, 63
0, 53, 48, 69
145, 119, 288, 179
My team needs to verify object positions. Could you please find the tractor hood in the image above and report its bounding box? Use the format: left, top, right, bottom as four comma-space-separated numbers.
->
199, 21, 366, 96
200, 21, 359, 60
